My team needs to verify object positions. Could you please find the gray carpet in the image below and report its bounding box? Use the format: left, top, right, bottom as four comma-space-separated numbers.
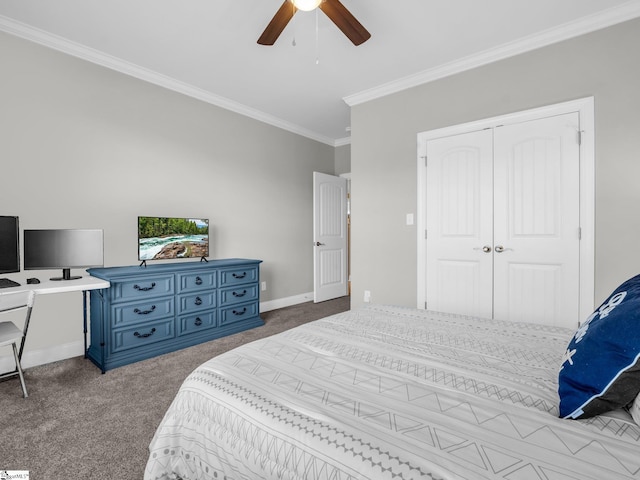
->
0, 296, 350, 479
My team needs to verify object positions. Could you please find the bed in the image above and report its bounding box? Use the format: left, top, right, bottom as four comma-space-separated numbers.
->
144, 303, 640, 480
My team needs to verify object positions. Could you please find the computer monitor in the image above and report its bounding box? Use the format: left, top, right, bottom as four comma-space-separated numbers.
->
0, 216, 20, 274
24, 229, 104, 281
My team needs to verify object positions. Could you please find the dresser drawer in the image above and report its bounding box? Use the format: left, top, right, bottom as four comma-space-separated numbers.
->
219, 301, 259, 326
111, 275, 174, 302
112, 318, 174, 353
219, 284, 259, 306
178, 291, 216, 314
178, 311, 217, 336
112, 298, 174, 327
177, 271, 216, 293
219, 266, 258, 287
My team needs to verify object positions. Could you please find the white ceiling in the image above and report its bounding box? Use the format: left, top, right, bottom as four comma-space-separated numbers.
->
1, 0, 639, 145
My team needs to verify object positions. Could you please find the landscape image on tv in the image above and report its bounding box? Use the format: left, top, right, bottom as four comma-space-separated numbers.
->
138, 217, 209, 261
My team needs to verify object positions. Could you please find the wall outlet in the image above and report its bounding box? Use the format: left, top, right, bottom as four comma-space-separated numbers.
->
261, 281, 267, 291
364, 290, 371, 303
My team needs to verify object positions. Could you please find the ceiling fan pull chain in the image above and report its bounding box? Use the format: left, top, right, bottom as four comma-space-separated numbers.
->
315, 8, 320, 64
292, 4, 297, 46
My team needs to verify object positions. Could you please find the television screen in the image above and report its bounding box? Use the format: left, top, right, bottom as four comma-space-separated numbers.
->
138, 217, 209, 261
0, 216, 20, 274
24, 229, 104, 280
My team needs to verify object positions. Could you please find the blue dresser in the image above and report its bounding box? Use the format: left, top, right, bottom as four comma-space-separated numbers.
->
87, 258, 263, 372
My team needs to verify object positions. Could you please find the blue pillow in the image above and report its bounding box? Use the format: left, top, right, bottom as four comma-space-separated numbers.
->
558, 274, 640, 419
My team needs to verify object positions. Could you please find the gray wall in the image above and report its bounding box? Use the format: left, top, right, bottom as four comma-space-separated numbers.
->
334, 144, 351, 175
0, 32, 335, 359
350, 17, 640, 311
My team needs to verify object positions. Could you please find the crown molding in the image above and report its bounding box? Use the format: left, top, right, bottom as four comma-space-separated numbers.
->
344, 1, 640, 106
4, 1, 638, 147
334, 136, 351, 147
0, 15, 336, 146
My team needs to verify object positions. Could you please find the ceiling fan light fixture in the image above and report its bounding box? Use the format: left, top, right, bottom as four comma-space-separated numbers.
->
290, 0, 322, 12
259, 0, 370, 46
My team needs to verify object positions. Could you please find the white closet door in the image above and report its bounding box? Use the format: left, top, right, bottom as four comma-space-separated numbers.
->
425, 113, 581, 327
425, 130, 494, 318
493, 113, 581, 325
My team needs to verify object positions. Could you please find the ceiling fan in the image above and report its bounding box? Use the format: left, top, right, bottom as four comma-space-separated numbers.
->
258, 0, 371, 46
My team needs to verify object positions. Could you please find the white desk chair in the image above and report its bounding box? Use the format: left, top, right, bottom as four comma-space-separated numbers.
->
0, 290, 36, 398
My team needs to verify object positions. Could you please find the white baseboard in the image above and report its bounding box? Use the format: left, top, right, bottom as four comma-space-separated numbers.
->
260, 291, 313, 312
0, 340, 84, 372
0, 293, 315, 371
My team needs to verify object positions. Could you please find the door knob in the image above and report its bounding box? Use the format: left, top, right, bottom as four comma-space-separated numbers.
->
495, 245, 505, 253
315, 241, 325, 246
473, 246, 492, 253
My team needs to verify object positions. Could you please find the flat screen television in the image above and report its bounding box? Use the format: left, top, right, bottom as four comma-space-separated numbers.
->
24, 229, 104, 281
0, 215, 20, 274
138, 217, 209, 262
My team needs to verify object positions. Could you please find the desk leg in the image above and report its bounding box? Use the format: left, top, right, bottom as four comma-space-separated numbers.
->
83, 291, 88, 358
85, 288, 106, 374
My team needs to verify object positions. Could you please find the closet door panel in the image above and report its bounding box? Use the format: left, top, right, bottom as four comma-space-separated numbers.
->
425, 130, 493, 317
493, 113, 580, 326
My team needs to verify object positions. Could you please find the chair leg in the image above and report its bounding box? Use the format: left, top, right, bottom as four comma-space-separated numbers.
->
12, 342, 28, 398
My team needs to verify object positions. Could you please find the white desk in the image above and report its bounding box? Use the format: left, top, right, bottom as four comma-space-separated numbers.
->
0, 276, 110, 375
26, 276, 110, 296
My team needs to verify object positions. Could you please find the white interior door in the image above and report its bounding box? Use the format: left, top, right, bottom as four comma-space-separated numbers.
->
424, 113, 582, 327
425, 130, 494, 318
313, 172, 348, 303
493, 113, 580, 324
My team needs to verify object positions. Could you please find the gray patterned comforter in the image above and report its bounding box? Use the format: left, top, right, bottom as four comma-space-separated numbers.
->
145, 305, 640, 479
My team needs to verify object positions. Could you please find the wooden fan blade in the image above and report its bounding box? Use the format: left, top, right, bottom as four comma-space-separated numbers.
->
258, 1, 297, 45
319, 0, 370, 46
